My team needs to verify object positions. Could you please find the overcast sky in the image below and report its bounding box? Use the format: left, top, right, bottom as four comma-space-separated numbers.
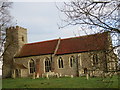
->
10, 2, 88, 43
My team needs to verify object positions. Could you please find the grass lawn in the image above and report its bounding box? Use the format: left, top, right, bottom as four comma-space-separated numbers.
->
2, 76, 119, 88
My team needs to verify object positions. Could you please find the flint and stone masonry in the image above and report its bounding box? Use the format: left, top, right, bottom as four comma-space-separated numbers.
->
2, 26, 117, 78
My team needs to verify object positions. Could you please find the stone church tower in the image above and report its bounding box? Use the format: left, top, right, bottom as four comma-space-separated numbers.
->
2, 26, 27, 78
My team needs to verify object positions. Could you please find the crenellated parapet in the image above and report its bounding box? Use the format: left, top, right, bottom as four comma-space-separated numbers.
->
6, 26, 27, 31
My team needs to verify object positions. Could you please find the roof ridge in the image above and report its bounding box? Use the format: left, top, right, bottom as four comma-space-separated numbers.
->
25, 38, 58, 45
25, 32, 107, 45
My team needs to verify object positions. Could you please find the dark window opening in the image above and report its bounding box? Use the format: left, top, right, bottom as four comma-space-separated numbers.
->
45, 57, 51, 72
70, 56, 75, 67
29, 60, 35, 74
15, 69, 19, 77
58, 57, 64, 68
84, 68, 87, 74
22, 36, 24, 42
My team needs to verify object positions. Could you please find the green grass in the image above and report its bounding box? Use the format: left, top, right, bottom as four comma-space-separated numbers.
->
2, 76, 119, 88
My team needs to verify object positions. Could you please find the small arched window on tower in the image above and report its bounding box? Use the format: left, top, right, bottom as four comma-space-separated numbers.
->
58, 57, 64, 68
69, 56, 75, 67
22, 36, 24, 42
93, 54, 98, 65
29, 59, 35, 74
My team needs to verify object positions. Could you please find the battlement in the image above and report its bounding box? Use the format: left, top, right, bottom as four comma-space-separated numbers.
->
6, 26, 27, 31
6, 26, 27, 44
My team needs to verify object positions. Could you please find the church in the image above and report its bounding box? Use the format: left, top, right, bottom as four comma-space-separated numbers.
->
2, 26, 117, 78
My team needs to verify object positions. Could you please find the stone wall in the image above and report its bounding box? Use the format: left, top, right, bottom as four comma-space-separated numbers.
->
15, 54, 52, 77
3, 26, 27, 78
105, 32, 118, 71
15, 50, 109, 77
54, 54, 78, 76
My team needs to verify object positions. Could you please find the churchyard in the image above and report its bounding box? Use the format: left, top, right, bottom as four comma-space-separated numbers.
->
2, 75, 119, 88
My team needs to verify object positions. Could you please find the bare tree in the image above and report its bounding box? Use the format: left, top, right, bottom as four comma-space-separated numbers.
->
57, 0, 119, 87
57, 0, 120, 64
0, 1, 13, 69
58, 0, 120, 33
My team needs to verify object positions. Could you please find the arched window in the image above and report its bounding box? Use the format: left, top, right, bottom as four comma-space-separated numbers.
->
22, 36, 24, 42
45, 57, 51, 72
93, 54, 98, 65
58, 57, 64, 68
29, 59, 35, 74
69, 56, 75, 67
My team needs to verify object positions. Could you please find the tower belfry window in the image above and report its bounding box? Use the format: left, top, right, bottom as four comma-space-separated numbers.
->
22, 36, 24, 42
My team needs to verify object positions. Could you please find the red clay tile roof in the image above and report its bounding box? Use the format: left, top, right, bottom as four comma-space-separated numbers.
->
16, 32, 109, 57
